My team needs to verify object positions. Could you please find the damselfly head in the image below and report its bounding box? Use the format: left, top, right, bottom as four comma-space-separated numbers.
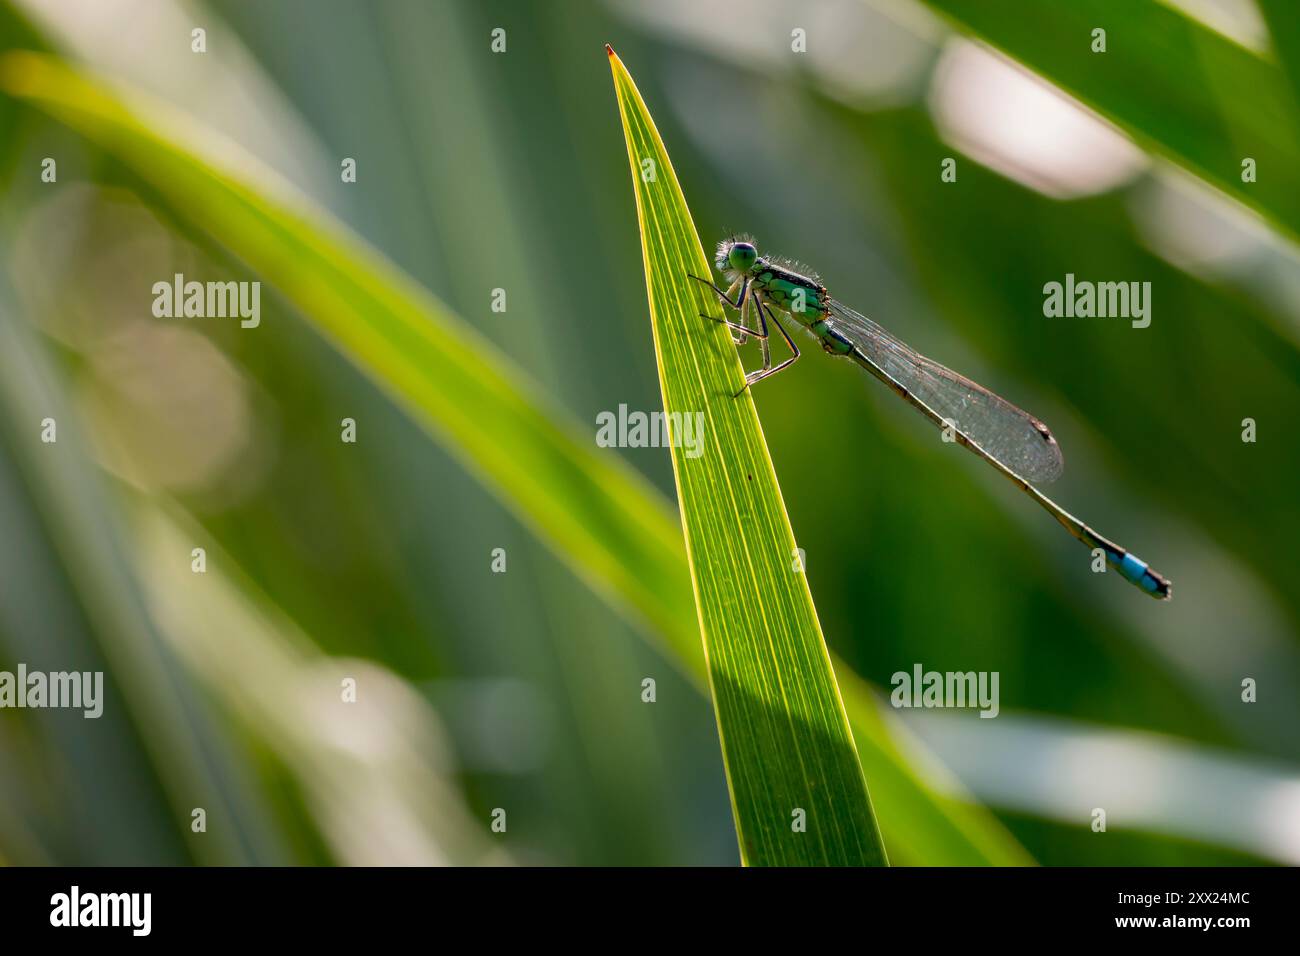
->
716, 236, 758, 276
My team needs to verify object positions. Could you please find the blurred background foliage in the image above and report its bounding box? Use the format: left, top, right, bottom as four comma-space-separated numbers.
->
0, 0, 1297, 866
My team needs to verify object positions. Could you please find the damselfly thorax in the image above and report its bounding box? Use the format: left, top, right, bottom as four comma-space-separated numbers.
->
747, 260, 831, 323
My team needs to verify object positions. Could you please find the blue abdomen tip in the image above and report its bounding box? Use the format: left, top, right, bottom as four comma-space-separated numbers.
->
1118, 552, 1165, 595
1118, 552, 1148, 583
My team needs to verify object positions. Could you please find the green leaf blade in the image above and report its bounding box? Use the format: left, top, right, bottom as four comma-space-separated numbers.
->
609, 47, 887, 866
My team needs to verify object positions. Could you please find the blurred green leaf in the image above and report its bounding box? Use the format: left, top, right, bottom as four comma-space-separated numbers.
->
608, 46, 885, 866
916, 0, 1300, 244
0, 286, 287, 865
1258, 0, 1300, 112
0, 49, 1030, 865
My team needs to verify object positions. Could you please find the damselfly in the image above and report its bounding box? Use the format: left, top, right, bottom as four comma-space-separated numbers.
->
691, 236, 1171, 600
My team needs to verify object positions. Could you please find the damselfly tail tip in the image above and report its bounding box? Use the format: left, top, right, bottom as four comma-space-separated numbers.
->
1146, 569, 1172, 601
1116, 550, 1172, 601
1142, 563, 1173, 601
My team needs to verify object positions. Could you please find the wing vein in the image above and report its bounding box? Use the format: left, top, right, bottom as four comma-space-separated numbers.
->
826, 300, 1064, 484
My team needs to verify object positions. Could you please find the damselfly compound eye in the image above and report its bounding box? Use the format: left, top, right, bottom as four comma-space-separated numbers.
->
728, 242, 757, 273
